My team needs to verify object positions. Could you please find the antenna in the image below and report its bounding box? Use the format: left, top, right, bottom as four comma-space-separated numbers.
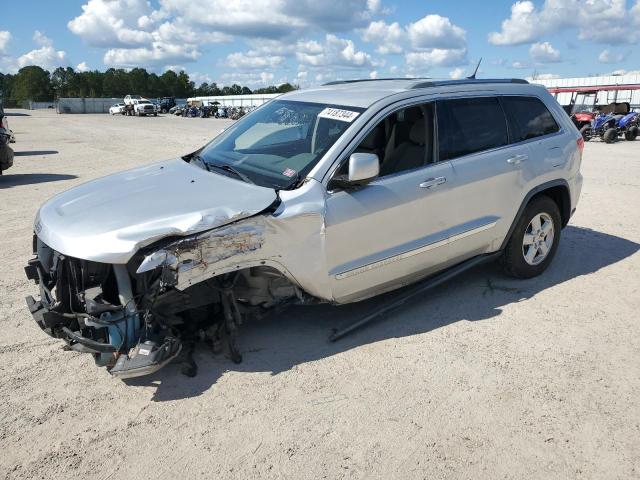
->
467, 58, 482, 79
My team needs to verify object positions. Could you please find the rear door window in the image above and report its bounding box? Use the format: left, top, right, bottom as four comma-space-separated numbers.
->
437, 97, 508, 160
501, 96, 560, 142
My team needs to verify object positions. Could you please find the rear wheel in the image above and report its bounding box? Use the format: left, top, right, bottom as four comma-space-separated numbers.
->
603, 127, 618, 143
579, 125, 592, 141
625, 126, 638, 141
502, 196, 561, 279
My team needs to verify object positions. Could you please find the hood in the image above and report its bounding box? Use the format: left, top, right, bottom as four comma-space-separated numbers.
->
35, 158, 278, 264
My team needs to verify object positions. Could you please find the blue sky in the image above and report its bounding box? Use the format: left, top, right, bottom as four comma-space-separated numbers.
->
1, 0, 639, 87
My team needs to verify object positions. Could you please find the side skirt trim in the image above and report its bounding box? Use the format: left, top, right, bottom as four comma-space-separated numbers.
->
335, 221, 497, 280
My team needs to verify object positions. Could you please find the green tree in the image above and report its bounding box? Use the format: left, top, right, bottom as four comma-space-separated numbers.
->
176, 70, 195, 97
277, 83, 297, 93
10, 66, 52, 102
128, 67, 149, 95
50, 67, 76, 98
103, 68, 131, 97
0, 72, 15, 101
159, 70, 180, 96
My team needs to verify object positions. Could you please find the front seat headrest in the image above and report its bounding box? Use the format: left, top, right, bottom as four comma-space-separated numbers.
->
409, 118, 426, 145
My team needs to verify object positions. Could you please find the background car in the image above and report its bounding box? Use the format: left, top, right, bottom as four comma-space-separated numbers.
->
109, 103, 125, 115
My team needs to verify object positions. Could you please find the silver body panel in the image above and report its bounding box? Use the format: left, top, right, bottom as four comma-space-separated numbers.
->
35, 158, 277, 264
33, 81, 583, 304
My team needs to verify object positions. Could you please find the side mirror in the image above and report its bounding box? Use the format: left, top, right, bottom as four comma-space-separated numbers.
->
330, 153, 379, 190
348, 153, 379, 183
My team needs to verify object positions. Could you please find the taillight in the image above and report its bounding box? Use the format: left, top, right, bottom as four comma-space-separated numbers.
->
577, 137, 584, 151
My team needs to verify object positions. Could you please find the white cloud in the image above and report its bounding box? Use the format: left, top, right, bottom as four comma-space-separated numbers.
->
598, 49, 627, 63
359, 15, 468, 74
104, 42, 199, 68
405, 48, 467, 71
407, 15, 466, 50
219, 71, 280, 87
76, 61, 90, 72
68, 0, 230, 69
0, 31, 10, 53
449, 67, 465, 79
16, 32, 67, 70
360, 21, 404, 54
157, 0, 378, 39
260, 71, 275, 84
512, 61, 530, 69
360, 14, 466, 55
296, 34, 379, 68
489, 0, 639, 46
488, 1, 538, 45
226, 51, 285, 69
529, 42, 561, 63
33, 30, 53, 47
68, 0, 154, 48
369, 70, 378, 79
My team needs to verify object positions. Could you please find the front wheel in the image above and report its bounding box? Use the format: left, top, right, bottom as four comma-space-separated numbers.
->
603, 127, 617, 143
625, 126, 638, 141
579, 125, 592, 141
501, 196, 561, 279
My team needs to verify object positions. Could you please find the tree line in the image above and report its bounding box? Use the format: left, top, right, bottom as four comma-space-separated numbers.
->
0, 66, 297, 105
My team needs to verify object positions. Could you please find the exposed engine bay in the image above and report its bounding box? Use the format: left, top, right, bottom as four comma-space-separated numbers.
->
25, 232, 311, 379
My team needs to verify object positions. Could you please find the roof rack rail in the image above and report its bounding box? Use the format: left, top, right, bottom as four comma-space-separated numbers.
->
322, 78, 430, 86
411, 78, 529, 89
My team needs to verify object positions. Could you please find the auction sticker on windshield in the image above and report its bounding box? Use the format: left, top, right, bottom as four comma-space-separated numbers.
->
318, 108, 360, 122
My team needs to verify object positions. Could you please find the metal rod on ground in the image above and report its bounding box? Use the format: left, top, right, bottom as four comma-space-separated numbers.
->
328, 252, 502, 342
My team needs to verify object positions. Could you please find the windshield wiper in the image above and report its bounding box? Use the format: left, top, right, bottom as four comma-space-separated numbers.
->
209, 163, 254, 184
190, 155, 254, 184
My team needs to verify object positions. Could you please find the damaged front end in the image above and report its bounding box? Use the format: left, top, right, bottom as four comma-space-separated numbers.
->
25, 235, 183, 378
24, 215, 309, 379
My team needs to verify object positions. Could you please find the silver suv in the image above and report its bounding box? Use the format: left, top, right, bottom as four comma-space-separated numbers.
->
25, 78, 583, 378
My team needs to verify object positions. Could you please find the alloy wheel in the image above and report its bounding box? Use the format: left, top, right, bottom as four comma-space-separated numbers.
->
522, 212, 555, 266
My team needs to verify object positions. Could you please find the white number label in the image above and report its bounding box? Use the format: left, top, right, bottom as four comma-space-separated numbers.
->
318, 108, 360, 123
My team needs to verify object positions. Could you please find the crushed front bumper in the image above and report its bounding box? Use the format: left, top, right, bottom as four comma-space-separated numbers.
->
24, 237, 182, 378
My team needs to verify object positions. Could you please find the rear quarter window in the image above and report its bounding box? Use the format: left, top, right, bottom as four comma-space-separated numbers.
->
437, 97, 508, 160
501, 96, 560, 142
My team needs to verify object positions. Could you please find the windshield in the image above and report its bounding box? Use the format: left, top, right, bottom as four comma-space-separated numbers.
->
571, 93, 597, 114
196, 100, 364, 189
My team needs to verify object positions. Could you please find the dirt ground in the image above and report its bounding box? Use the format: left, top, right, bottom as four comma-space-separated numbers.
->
1, 109, 639, 480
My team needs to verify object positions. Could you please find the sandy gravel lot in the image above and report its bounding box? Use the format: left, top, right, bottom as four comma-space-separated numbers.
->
1, 109, 639, 479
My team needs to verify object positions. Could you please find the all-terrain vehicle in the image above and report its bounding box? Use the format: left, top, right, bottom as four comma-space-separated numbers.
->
580, 103, 639, 143
614, 111, 639, 141
580, 112, 619, 143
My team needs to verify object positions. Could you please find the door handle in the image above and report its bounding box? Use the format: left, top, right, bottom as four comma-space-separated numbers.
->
507, 154, 528, 165
419, 177, 446, 189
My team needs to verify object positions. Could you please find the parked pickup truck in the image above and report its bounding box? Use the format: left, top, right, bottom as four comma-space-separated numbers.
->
122, 95, 157, 116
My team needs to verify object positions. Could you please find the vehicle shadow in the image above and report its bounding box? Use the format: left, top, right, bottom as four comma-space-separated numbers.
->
0, 173, 77, 188
4, 112, 31, 117
13, 150, 59, 156
125, 226, 639, 401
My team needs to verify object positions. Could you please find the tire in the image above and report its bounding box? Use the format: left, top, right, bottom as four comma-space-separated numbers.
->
154, 112, 157, 117
603, 127, 617, 143
501, 195, 561, 279
0, 144, 14, 172
579, 125, 592, 141
625, 126, 638, 141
